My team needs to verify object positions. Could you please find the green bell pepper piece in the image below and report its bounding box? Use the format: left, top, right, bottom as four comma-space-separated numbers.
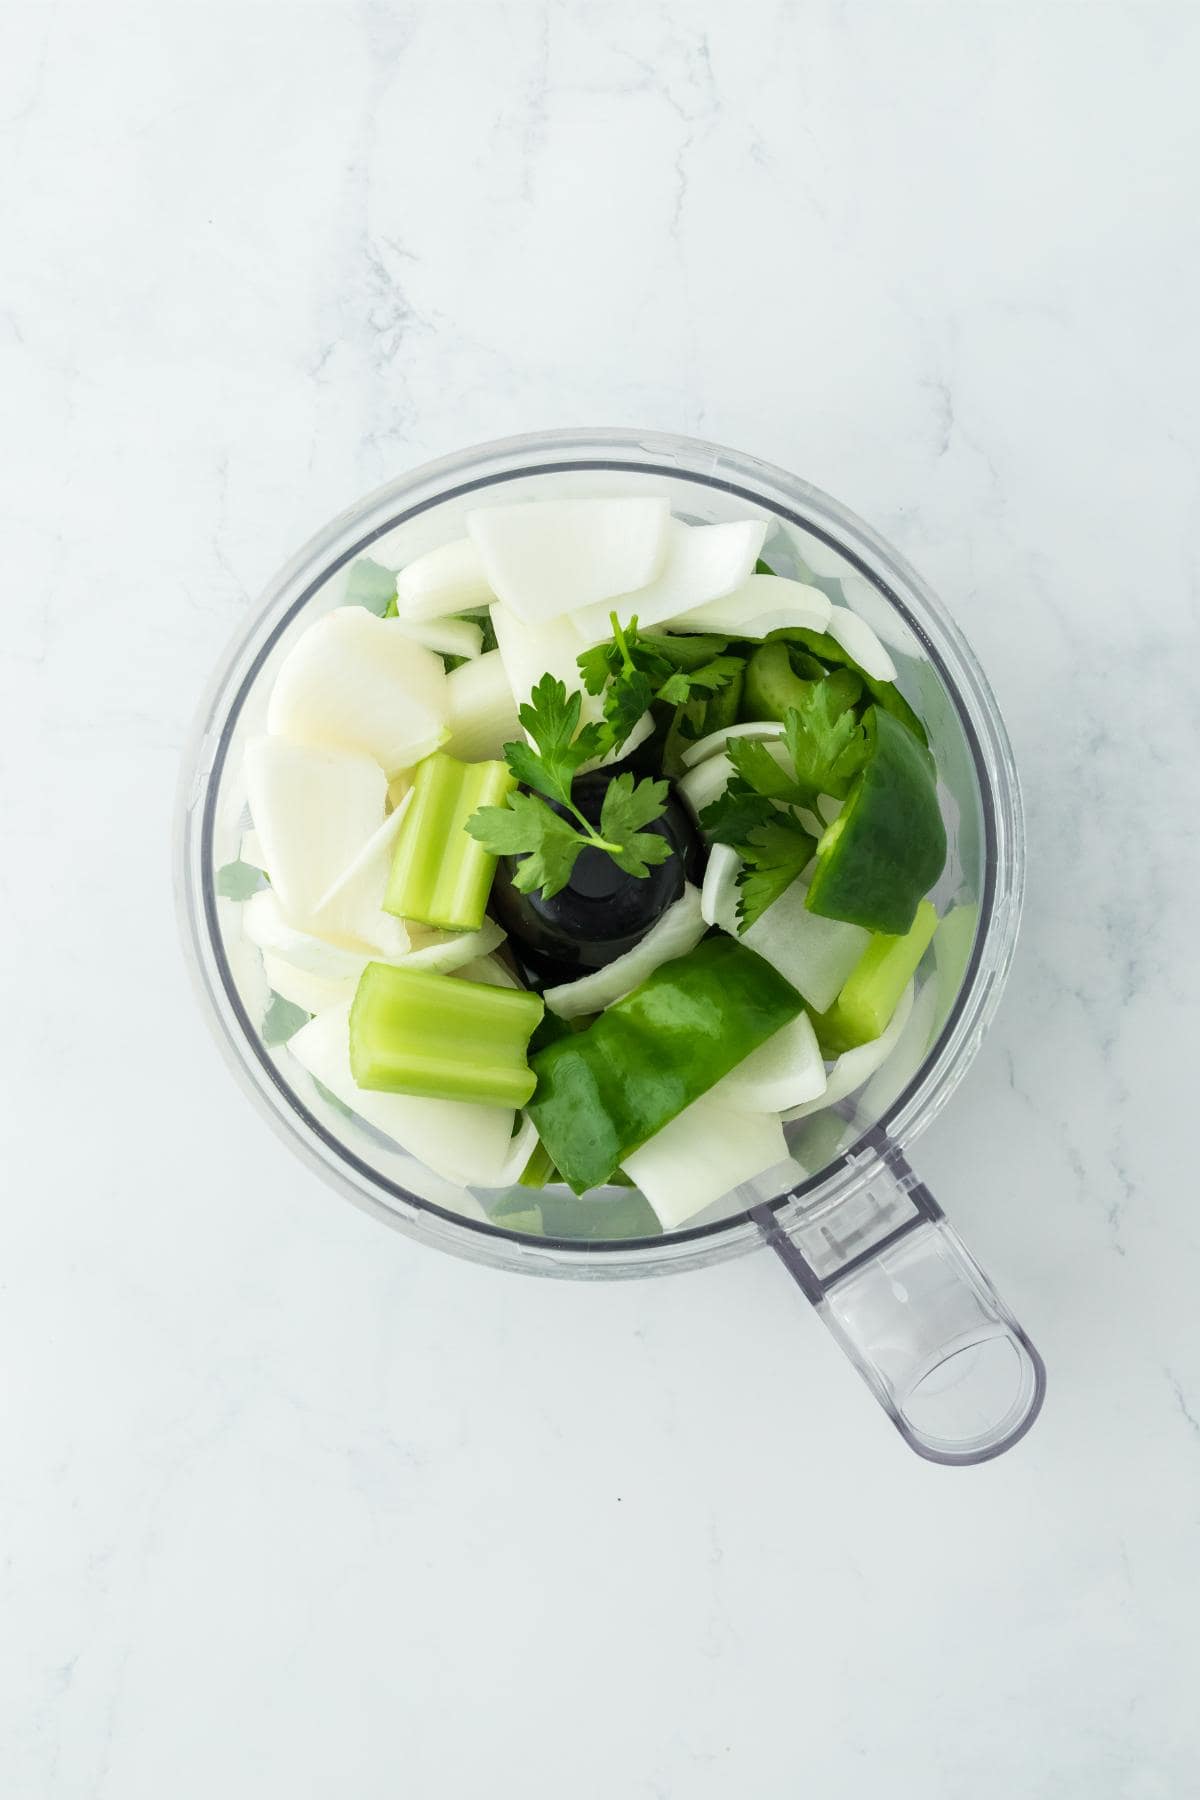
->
806, 710, 946, 935
765, 626, 928, 746
527, 935, 802, 1194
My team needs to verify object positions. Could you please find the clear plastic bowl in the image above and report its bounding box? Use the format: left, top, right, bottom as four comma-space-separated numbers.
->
176, 427, 1045, 1464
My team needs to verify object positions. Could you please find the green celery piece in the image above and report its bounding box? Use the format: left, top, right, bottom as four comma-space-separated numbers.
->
518, 1139, 558, 1188
527, 936, 802, 1194
806, 710, 946, 935
384, 751, 516, 931
349, 963, 543, 1107
346, 557, 398, 615
813, 900, 940, 1055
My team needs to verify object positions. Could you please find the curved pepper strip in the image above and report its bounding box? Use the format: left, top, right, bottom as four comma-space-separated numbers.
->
527, 935, 802, 1194
806, 709, 946, 935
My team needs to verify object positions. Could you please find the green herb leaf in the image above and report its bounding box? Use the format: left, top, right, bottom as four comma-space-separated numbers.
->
216, 859, 266, 901
345, 557, 398, 615
783, 679, 870, 798
736, 814, 818, 930
698, 783, 778, 846
598, 773, 673, 878
466, 791, 585, 900
726, 736, 809, 803
263, 992, 311, 1045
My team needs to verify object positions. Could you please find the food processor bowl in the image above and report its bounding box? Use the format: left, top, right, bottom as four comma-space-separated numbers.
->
176, 427, 1045, 1465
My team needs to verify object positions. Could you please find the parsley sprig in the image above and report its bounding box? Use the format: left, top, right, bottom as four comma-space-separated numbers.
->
577, 614, 743, 747
700, 675, 871, 930
465, 674, 671, 900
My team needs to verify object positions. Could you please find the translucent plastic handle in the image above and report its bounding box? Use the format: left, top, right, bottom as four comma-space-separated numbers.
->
753, 1145, 1045, 1464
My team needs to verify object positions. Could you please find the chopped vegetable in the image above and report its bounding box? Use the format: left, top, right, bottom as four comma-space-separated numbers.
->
738, 878, 869, 1012
349, 963, 543, 1108
401, 915, 507, 973
467, 497, 669, 623
783, 982, 915, 1120
766, 625, 927, 746
243, 889, 373, 982
622, 1093, 790, 1231
700, 842, 740, 930
240, 829, 266, 870
263, 992, 311, 1046
444, 650, 522, 762
669, 571, 831, 637
814, 900, 939, 1054
265, 607, 449, 776
465, 675, 670, 901
288, 1000, 523, 1188
806, 709, 946, 934
572, 517, 766, 638
542, 883, 705, 1019
711, 1011, 827, 1113
261, 953, 356, 1017
527, 935, 802, 1193
245, 736, 387, 922
385, 752, 515, 932
310, 796, 413, 959
393, 614, 484, 662
680, 719, 787, 770
859, 977, 939, 1116
826, 604, 897, 683
394, 538, 494, 621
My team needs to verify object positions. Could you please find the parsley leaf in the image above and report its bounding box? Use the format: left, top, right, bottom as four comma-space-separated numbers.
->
466, 791, 586, 899
736, 814, 818, 930
784, 680, 870, 798
599, 773, 673, 878
465, 671, 671, 901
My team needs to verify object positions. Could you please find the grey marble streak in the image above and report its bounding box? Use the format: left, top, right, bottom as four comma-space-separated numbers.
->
2, 2, 1199, 1797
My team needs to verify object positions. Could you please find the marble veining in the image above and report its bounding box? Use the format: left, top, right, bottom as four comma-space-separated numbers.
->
2, 2, 1198, 1795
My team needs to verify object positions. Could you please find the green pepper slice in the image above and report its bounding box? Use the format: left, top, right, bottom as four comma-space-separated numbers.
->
806, 710, 946, 935
527, 935, 802, 1194
765, 626, 928, 746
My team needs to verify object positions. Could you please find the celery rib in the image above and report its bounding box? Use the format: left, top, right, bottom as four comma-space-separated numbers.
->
384, 752, 515, 932
349, 963, 543, 1108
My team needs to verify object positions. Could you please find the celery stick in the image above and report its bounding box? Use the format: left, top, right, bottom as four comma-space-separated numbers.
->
349, 963, 543, 1107
518, 1139, 558, 1188
814, 900, 939, 1055
383, 751, 515, 931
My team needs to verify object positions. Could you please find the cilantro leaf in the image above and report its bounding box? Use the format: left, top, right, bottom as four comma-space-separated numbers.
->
736, 814, 817, 930
783, 679, 869, 798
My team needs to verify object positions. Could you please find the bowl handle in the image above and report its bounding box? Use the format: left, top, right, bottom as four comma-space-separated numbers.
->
751, 1140, 1045, 1464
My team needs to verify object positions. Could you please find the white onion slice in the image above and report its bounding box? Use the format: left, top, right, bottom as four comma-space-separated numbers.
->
700, 844, 740, 931
450, 953, 521, 989
680, 719, 783, 770
543, 884, 705, 1019
243, 889, 372, 982
245, 736, 387, 922
676, 752, 734, 820
400, 915, 506, 973
739, 881, 869, 1013
669, 572, 832, 637
826, 604, 897, 682
712, 1011, 827, 1113
394, 538, 494, 622
287, 1001, 520, 1188
261, 953, 357, 1016
393, 614, 483, 661
468, 498, 669, 624
266, 607, 449, 776
783, 982, 915, 1120
309, 793, 413, 960
572, 517, 767, 639
622, 1096, 789, 1232
240, 828, 266, 870
490, 602, 605, 727
444, 650, 522, 762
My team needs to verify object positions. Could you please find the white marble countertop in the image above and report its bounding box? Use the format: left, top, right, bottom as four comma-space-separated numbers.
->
4, 3, 1198, 1794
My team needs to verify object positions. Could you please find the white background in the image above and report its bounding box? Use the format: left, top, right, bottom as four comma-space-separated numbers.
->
3, 4, 1198, 1796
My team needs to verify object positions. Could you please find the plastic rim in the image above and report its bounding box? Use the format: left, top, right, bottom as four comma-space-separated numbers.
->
176, 428, 1024, 1276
